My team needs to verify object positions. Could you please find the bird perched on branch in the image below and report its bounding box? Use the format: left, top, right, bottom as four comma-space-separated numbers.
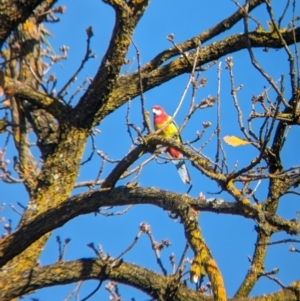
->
152, 105, 191, 184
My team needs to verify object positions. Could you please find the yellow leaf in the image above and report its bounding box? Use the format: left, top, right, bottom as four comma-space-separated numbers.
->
223, 135, 251, 147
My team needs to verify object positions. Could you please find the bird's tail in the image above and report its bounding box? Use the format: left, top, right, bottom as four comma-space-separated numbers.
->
173, 158, 191, 184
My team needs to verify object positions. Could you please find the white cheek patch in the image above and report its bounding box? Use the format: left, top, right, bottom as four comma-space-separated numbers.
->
152, 108, 161, 115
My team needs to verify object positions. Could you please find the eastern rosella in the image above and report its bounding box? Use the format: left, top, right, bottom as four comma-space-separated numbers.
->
152, 105, 191, 184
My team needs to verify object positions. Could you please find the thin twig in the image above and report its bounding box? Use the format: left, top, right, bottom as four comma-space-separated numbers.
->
154, 42, 201, 138
243, 4, 290, 108
198, 129, 217, 153
265, 1, 297, 111
263, 273, 287, 290
9, 204, 22, 216
63, 281, 83, 301
126, 100, 135, 144
258, 238, 300, 246
285, 190, 300, 196
57, 26, 95, 98
248, 180, 261, 197
131, 40, 151, 133
176, 241, 189, 274
185, 128, 207, 145
56, 236, 71, 261
80, 280, 103, 301
226, 56, 251, 141
80, 133, 96, 165
68, 76, 92, 105
167, 33, 193, 68
231, 0, 262, 28
291, 0, 300, 112
115, 230, 143, 261
90, 159, 106, 191
142, 222, 168, 276
169, 253, 176, 274
56, 235, 62, 261
97, 150, 120, 163
278, 0, 291, 29
214, 62, 222, 171
26, 61, 48, 93
99, 205, 133, 217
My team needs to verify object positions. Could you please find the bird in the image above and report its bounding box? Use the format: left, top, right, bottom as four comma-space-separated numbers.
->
152, 105, 191, 184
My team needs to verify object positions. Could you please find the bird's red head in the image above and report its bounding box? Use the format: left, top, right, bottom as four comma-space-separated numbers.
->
152, 105, 165, 116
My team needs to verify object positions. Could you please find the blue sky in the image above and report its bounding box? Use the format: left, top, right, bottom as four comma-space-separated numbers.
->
1, 0, 299, 300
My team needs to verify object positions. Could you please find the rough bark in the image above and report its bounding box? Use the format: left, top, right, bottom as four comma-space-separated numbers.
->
0, 0, 57, 47
0, 258, 298, 301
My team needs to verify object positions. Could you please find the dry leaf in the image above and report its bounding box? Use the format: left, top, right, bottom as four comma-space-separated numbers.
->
223, 135, 251, 147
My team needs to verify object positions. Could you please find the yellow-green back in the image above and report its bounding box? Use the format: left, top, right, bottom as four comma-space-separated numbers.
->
154, 116, 181, 142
